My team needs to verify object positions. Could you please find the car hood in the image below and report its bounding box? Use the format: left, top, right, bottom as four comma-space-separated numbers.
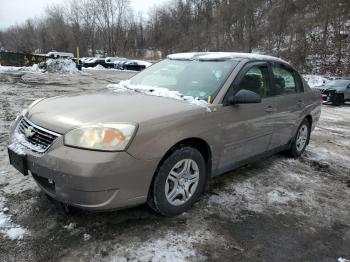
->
322, 85, 345, 92
26, 90, 203, 134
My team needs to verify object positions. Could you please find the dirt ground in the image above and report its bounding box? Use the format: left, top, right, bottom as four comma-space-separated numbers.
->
0, 69, 349, 262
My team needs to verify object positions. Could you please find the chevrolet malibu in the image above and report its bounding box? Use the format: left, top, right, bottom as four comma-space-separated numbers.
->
8, 52, 321, 216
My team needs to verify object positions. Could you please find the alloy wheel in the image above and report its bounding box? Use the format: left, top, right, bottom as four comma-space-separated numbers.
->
296, 124, 308, 152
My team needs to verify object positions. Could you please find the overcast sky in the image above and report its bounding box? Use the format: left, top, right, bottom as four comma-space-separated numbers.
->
0, 0, 166, 30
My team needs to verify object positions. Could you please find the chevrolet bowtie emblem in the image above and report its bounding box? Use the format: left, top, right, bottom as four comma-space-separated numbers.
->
24, 126, 35, 138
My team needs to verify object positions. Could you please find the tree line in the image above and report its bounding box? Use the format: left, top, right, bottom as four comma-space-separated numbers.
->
0, 0, 349, 75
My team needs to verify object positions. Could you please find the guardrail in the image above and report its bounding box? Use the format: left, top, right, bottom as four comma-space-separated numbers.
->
0, 51, 48, 67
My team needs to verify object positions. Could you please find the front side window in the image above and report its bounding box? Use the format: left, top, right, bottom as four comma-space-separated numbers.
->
235, 65, 270, 97
271, 65, 303, 95
130, 59, 238, 101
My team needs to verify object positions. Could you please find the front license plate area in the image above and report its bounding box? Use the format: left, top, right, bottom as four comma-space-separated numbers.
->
8, 148, 28, 176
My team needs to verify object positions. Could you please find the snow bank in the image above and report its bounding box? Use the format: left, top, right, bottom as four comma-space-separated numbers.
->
302, 74, 328, 88
0, 64, 41, 72
0, 59, 78, 74
108, 81, 211, 112
0, 196, 28, 240
83, 64, 107, 70
45, 59, 79, 74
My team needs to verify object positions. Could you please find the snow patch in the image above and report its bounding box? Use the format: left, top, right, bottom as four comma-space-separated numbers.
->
0, 196, 28, 240
83, 233, 91, 241
267, 187, 298, 204
302, 74, 328, 88
9, 123, 46, 153
338, 258, 349, 262
8, 141, 26, 156
91, 64, 106, 70
46, 59, 79, 74
64, 223, 76, 231
108, 230, 211, 262
0, 64, 41, 72
108, 81, 211, 112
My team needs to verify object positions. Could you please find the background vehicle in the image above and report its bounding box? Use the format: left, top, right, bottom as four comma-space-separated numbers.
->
47, 51, 74, 59
114, 60, 129, 70
105, 57, 126, 68
124, 60, 152, 71
319, 79, 350, 105
82, 58, 107, 68
8, 52, 321, 216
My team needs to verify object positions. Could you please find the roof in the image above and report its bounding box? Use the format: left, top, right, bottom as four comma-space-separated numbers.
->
167, 52, 289, 64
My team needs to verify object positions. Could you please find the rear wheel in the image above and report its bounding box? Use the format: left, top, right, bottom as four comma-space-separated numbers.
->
148, 147, 206, 216
286, 119, 311, 158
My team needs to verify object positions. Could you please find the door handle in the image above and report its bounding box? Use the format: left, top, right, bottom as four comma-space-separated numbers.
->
265, 106, 276, 113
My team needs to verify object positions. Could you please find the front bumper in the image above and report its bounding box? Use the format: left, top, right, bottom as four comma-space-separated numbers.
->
9, 125, 159, 211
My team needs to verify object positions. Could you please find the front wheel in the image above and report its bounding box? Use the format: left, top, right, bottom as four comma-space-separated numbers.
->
148, 147, 206, 217
286, 119, 311, 158
332, 94, 344, 106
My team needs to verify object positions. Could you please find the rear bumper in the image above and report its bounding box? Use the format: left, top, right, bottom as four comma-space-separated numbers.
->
11, 136, 160, 211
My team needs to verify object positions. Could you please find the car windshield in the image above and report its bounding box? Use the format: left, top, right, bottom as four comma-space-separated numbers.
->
129, 59, 238, 101
325, 80, 349, 87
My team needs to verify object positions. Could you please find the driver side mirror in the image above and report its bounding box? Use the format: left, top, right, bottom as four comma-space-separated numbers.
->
226, 89, 262, 105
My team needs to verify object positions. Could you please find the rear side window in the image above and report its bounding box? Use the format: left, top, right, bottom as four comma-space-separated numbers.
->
271, 65, 303, 95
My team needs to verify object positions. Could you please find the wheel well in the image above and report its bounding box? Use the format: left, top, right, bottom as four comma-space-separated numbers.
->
305, 115, 312, 127
163, 138, 212, 172
155, 137, 212, 178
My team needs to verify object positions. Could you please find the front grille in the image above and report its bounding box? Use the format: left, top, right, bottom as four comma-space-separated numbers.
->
16, 117, 60, 153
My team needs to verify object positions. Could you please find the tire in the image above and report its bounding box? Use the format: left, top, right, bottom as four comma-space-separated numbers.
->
332, 94, 344, 106
285, 118, 311, 158
148, 147, 206, 217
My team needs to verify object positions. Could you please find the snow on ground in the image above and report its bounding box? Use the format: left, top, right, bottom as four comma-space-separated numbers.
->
303, 74, 329, 88
105, 231, 208, 262
109, 80, 211, 112
0, 64, 41, 72
0, 196, 27, 240
87, 64, 107, 70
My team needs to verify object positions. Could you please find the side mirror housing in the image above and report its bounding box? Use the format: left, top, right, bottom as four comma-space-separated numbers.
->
226, 89, 262, 105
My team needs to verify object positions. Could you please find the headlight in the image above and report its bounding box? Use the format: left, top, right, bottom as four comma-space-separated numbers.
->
64, 124, 138, 151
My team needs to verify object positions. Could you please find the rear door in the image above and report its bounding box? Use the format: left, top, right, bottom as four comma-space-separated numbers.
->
268, 63, 305, 149
217, 62, 277, 168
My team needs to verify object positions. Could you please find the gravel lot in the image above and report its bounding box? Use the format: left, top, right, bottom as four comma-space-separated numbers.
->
0, 69, 349, 262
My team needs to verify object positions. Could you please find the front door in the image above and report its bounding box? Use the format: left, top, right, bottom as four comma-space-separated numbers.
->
217, 62, 276, 168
